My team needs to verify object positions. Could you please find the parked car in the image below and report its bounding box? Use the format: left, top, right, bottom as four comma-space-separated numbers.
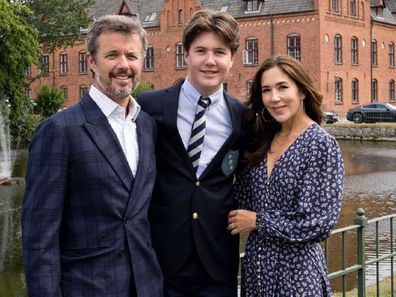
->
346, 103, 396, 123
324, 111, 339, 124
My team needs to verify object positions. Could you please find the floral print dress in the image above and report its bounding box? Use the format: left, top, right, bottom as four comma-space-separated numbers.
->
235, 123, 344, 297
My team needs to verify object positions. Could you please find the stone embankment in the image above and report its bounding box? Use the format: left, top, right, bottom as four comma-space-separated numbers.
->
324, 124, 396, 141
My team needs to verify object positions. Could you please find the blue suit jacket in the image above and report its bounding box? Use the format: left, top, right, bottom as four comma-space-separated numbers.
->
139, 81, 247, 282
22, 94, 163, 297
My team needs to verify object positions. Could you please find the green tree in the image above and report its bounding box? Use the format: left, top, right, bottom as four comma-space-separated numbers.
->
0, 0, 41, 147
35, 85, 65, 118
19, 0, 94, 53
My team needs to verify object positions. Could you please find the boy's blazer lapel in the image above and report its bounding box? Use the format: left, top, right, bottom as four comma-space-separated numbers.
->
200, 92, 242, 178
162, 82, 197, 176
80, 95, 134, 192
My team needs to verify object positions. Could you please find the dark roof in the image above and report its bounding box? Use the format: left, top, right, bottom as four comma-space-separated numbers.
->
371, 2, 396, 25
385, 0, 396, 12
371, 0, 383, 7
199, 0, 314, 18
89, 0, 123, 18
89, 0, 396, 28
89, 0, 314, 27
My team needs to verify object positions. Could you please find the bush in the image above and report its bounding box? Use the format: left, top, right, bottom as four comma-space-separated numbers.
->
132, 82, 153, 100
35, 85, 65, 118
5, 89, 42, 148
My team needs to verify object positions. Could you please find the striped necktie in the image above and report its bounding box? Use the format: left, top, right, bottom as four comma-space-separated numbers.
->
187, 96, 211, 172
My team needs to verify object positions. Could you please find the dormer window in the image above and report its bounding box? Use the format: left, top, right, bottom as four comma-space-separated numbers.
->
144, 13, 157, 22
375, 6, 384, 17
246, 0, 262, 12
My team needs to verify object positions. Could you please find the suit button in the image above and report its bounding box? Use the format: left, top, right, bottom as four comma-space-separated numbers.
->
192, 212, 199, 220
124, 220, 129, 225
118, 250, 127, 257
195, 180, 200, 186
147, 241, 152, 248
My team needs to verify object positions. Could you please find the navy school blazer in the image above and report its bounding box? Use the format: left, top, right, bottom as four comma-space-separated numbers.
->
139, 81, 247, 282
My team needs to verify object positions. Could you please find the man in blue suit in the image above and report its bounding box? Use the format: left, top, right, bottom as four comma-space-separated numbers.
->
22, 15, 163, 297
139, 10, 246, 297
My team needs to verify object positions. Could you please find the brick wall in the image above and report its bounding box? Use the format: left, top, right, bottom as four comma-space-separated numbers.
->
26, 0, 396, 117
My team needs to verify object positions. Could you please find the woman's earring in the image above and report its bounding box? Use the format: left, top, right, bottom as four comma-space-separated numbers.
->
260, 108, 274, 123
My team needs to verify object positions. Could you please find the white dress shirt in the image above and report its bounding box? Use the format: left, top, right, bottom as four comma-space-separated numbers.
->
89, 85, 140, 176
177, 79, 232, 177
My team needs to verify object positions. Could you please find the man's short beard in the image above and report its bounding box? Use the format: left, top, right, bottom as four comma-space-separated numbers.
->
95, 75, 140, 100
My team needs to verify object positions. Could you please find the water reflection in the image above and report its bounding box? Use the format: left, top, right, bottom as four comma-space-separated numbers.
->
324, 141, 396, 292
0, 150, 27, 296
0, 141, 395, 296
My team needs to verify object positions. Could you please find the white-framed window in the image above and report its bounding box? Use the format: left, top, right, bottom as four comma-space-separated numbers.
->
371, 40, 378, 66
389, 42, 395, 67
61, 86, 68, 100
80, 85, 88, 99
246, 0, 261, 12
334, 35, 342, 64
244, 38, 258, 65
351, 37, 358, 64
350, 0, 357, 16
371, 79, 378, 102
25, 88, 32, 99
288, 34, 301, 61
375, 6, 384, 18
41, 54, 49, 76
79, 52, 87, 74
335, 77, 343, 103
332, 0, 340, 13
176, 43, 185, 68
178, 9, 184, 24
351, 79, 359, 103
389, 80, 395, 102
25, 65, 32, 77
60, 53, 68, 74
144, 47, 154, 70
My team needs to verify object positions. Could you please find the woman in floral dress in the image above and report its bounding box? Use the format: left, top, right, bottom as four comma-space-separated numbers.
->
227, 55, 344, 296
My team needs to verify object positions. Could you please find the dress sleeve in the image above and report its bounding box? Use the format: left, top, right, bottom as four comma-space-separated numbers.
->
233, 165, 253, 210
256, 136, 344, 243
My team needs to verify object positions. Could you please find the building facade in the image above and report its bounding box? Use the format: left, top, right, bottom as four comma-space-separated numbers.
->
26, 0, 396, 116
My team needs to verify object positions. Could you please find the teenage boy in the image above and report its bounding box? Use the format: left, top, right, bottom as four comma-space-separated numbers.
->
139, 9, 245, 297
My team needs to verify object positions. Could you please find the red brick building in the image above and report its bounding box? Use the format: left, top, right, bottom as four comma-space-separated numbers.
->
26, 0, 396, 116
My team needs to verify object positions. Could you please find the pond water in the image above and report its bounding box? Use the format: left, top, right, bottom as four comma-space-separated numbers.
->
0, 140, 395, 296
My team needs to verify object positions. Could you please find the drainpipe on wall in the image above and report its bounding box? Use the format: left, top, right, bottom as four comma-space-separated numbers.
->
270, 14, 274, 55
52, 53, 56, 86
370, 18, 373, 102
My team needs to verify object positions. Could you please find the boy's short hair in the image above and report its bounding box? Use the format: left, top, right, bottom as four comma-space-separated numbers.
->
183, 9, 240, 56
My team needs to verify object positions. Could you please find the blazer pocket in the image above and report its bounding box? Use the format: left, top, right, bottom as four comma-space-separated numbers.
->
62, 245, 110, 257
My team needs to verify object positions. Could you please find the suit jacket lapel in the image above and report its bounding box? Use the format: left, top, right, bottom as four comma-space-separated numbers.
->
80, 95, 134, 192
200, 92, 242, 178
162, 81, 196, 176
124, 114, 150, 214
